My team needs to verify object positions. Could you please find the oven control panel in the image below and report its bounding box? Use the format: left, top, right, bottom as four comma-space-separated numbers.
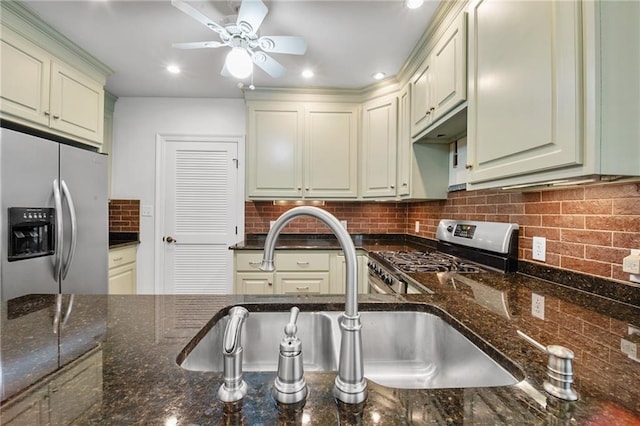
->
438, 220, 519, 255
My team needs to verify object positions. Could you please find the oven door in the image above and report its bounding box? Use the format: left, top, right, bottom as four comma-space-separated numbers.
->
368, 270, 396, 294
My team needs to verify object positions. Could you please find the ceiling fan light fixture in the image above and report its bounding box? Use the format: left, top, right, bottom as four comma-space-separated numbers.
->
226, 47, 253, 79
405, 0, 424, 9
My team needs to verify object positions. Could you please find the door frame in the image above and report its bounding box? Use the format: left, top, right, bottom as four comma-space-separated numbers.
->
154, 134, 245, 294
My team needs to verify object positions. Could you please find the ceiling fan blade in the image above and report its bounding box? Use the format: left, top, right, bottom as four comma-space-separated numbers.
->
251, 51, 285, 78
236, 0, 268, 34
172, 41, 224, 49
258, 36, 307, 55
171, 0, 226, 34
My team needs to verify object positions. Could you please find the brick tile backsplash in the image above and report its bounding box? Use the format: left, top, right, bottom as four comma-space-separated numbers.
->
246, 181, 640, 286
109, 199, 140, 233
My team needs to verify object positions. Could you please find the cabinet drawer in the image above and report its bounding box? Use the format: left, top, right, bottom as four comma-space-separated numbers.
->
277, 272, 329, 294
275, 252, 330, 271
235, 252, 265, 271
108, 245, 136, 269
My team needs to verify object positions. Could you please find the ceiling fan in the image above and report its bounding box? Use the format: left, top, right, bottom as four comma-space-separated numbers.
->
171, 0, 307, 80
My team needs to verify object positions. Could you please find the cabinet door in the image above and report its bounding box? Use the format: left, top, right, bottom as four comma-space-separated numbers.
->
247, 103, 303, 198
108, 263, 136, 294
49, 61, 104, 146
304, 105, 358, 198
361, 96, 398, 198
431, 12, 467, 122
410, 57, 433, 137
0, 28, 51, 127
0, 386, 49, 425
396, 87, 411, 197
235, 272, 274, 294
467, 0, 582, 184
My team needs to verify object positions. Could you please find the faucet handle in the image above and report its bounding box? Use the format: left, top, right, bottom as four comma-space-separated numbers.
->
285, 306, 300, 338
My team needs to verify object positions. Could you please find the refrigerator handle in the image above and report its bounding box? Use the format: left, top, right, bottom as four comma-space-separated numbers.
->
53, 179, 63, 279
60, 180, 78, 280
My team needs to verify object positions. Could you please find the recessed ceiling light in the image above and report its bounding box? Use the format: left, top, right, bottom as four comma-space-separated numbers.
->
302, 69, 314, 78
405, 0, 424, 9
372, 72, 386, 80
166, 65, 181, 74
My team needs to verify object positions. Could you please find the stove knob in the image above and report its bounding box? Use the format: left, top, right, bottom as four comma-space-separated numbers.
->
447, 225, 454, 233
385, 276, 393, 285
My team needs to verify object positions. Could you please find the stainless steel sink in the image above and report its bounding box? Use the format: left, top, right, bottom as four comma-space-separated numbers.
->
178, 308, 522, 390
180, 311, 337, 373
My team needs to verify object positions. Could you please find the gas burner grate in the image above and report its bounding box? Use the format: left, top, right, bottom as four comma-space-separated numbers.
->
375, 250, 483, 274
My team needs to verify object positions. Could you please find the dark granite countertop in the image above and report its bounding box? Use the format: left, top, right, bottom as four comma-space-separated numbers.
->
2, 270, 639, 424
232, 233, 437, 253
108, 231, 140, 249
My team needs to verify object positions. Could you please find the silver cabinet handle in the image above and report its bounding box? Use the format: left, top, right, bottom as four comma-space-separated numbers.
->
44, 111, 51, 117
296, 286, 309, 291
296, 261, 309, 265
164, 236, 177, 243
53, 180, 63, 279
113, 256, 123, 262
465, 164, 473, 170
390, 185, 395, 189
61, 180, 77, 280
248, 261, 261, 266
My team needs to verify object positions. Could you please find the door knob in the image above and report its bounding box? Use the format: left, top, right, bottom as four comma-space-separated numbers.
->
164, 236, 176, 243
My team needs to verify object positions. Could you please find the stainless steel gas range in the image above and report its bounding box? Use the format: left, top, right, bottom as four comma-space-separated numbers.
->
367, 220, 519, 295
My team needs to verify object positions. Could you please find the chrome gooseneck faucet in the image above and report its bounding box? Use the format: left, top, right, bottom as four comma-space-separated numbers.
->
260, 206, 368, 404
218, 306, 250, 403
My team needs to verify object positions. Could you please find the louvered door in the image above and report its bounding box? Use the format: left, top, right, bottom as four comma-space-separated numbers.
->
163, 139, 239, 294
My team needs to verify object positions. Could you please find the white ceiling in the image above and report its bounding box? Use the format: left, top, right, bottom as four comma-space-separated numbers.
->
22, 0, 440, 99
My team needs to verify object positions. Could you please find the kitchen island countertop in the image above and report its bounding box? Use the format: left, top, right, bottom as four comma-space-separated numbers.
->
2, 269, 639, 424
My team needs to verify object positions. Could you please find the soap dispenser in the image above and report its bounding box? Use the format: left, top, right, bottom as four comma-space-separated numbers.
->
272, 306, 308, 405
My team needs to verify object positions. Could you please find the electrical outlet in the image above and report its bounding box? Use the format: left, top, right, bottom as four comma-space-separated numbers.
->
340, 220, 348, 230
626, 249, 640, 284
532, 237, 546, 262
532, 293, 545, 320
415, 221, 420, 233
141, 205, 153, 217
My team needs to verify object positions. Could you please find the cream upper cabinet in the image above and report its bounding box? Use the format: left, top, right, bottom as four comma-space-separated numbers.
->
396, 86, 412, 197
48, 61, 104, 145
247, 102, 304, 198
0, 2, 109, 148
304, 104, 359, 198
431, 12, 467, 123
411, 11, 467, 140
466, 0, 640, 189
246, 101, 359, 200
398, 84, 449, 200
0, 28, 51, 128
361, 95, 398, 198
410, 57, 433, 138
0, 25, 106, 148
466, 0, 582, 186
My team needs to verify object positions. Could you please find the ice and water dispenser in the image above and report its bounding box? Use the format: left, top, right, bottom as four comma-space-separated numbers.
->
7, 207, 55, 261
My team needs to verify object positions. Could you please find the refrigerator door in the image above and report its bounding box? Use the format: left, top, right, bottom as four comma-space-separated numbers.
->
1, 128, 60, 301
59, 144, 108, 294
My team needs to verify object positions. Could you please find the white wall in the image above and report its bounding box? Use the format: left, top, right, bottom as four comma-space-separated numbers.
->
112, 97, 246, 294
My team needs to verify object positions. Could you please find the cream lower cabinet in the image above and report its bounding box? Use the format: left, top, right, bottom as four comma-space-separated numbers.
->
235, 250, 366, 295
246, 101, 359, 200
108, 245, 137, 294
0, 25, 105, 148
332, 251, 368, 294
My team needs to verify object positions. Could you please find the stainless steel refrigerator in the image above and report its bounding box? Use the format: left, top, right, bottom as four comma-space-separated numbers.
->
1, 127, 108, 301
